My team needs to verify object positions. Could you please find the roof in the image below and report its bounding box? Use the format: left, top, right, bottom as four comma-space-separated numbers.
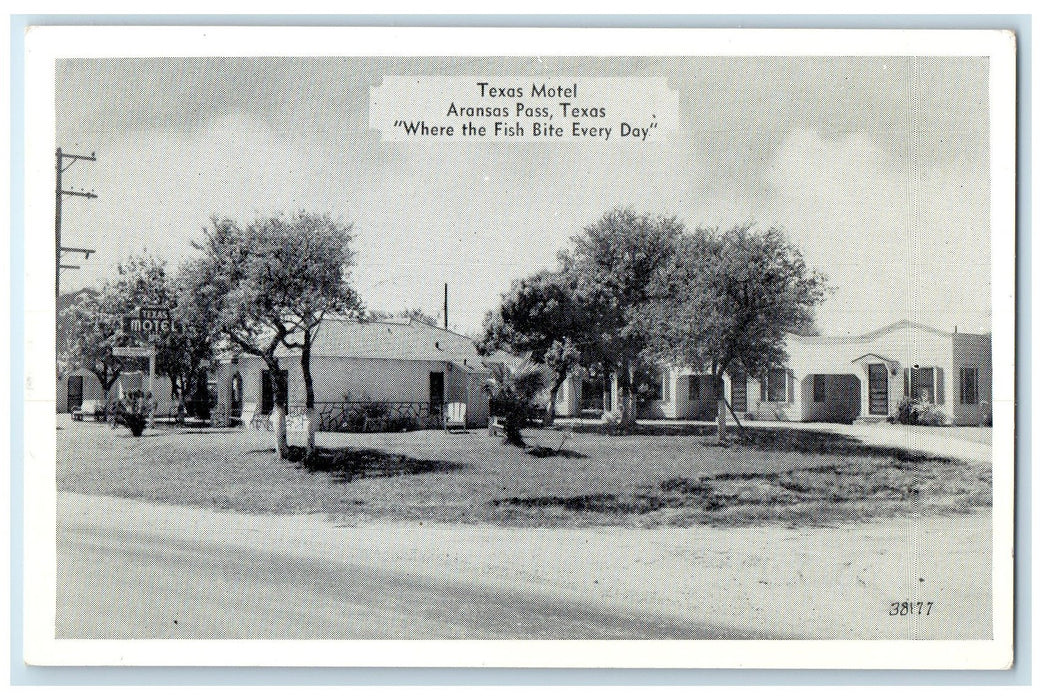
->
850, 352, 899, 365
264, 317, 513, 366
787, 319, 954, 345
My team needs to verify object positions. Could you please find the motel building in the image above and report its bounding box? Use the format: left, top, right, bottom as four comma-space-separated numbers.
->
209, 317, 511, 430
554, 320, 992, 427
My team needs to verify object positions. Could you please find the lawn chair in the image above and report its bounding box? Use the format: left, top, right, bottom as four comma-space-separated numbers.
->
71, 400, 101, 422
444, 402, 467, 433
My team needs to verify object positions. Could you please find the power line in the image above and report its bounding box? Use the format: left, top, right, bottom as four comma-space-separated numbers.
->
56, 147, 98, 298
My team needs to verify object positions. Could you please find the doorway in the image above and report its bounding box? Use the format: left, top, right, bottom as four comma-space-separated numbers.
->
430, 371, 445, 417
67, 375, 83, 412
868, 363, 889, 416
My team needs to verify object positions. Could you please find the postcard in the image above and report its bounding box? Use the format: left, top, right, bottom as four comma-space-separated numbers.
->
21, 26, 1015, 669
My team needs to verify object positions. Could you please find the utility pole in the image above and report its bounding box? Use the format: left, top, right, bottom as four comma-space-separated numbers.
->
56, 147, 97, 299
444, 282, 449, 330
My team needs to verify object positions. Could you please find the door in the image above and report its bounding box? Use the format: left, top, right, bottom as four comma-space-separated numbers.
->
230, 372, 242, 416
687, 375, 700, 418
868, 363, 889, 416
67, 375, 83, 412
260, 369, 288, 415
730, 371, 747, 413
430, 371, 445, 417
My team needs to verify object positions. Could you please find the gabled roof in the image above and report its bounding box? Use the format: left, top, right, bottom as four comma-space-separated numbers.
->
850, 352, 899, 366
271, 317, 512, 365
788, 319, 953, 345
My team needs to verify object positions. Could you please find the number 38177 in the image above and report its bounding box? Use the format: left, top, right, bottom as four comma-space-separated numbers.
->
890, 601, 933, 615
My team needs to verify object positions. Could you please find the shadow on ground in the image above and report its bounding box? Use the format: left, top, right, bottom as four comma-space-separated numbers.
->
566, 423, 953, 463
279, 445, 466, 482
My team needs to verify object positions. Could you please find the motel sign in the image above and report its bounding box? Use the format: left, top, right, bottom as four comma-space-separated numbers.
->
123, 306, 173, 341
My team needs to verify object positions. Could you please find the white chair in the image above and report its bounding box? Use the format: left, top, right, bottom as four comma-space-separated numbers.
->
443, 402, 467, 432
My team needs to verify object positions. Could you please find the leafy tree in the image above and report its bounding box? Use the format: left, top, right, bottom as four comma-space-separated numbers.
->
484, 359, 547, 447
480, 269, 587, 427
167, 260, 225, 417
645, 223, 829, 441
189, 212, 361, 459
61, 289, 128, 407
563, 208, 684, 428
61, 253, 174, 414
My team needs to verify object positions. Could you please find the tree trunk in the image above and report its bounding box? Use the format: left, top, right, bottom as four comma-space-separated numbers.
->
618, 362, 637, 428
301, 330, 317, 458
267, 357, 289, 459
545, 373, 566, 428
716, 373, 727, 443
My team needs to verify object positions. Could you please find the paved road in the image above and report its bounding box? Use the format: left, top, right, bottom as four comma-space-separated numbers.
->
56, 498, 745, 640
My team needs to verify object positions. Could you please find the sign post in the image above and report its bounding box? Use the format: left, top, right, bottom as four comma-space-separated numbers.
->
118, 307, 174, 429
113, 345, 158, 427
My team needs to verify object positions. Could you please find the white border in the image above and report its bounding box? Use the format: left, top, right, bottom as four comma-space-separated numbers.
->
22, 26, 1017, 669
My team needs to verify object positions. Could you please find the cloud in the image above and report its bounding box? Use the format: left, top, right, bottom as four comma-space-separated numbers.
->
757, 129, 990, 335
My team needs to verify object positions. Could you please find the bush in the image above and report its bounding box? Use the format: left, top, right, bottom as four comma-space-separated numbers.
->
384, 412, 418, 432
345, 401, 390, 432
113, 389, 154, 437
485, 361, 546, 447
892, 397, 950, 426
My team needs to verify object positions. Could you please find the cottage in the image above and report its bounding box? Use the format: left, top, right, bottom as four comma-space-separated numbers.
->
553, 320, 992, 426
211, 318, 509, 430
58, 368, 174, 414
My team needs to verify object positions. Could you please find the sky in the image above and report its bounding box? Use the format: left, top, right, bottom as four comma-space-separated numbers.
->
55, 55, 991, 337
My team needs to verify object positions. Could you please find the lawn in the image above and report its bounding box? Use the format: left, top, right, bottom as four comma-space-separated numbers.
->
56, 417, 991, 528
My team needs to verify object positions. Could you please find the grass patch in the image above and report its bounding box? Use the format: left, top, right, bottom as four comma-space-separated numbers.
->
57, 418, 990, 528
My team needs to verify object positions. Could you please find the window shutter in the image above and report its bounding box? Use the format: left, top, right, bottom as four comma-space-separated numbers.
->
760, 377, 767, 402
935, 366, 944, 405
904, 368, 910, 397
787, 370, 795, 403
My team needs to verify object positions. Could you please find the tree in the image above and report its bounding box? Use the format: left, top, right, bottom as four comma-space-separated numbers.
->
484, 359, 546, 447
61, 289, 128, 406
480, 269, 587, 427
645, 223, 829, 441
189, 212, 361, 459
168, 260, 225, 417
61, 253, 175, 414
564, 208, 684, 428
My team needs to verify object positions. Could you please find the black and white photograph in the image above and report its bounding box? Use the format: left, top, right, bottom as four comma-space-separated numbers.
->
22, 27, 1015, 668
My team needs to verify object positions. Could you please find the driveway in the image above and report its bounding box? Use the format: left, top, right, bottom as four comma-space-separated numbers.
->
746, 421, 993, 463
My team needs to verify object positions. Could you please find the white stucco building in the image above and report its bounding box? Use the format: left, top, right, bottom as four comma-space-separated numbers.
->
554, 320, 992, 426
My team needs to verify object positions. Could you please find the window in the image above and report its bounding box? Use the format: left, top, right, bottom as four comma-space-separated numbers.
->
762, 368, 788, 403
906, 366, 937, 404
960, 367, 979, 405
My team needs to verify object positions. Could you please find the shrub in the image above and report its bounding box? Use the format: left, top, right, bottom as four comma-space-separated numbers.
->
485, 360, 546, 447
113, 389, 153, 437
892, 397, 950, 426
345, 401, 390, 432
384, 412, 418, 432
